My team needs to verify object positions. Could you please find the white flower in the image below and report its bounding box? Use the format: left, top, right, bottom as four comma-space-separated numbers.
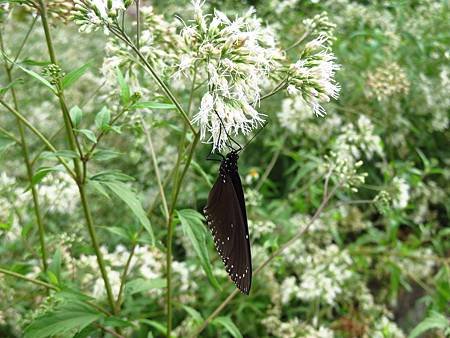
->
183, 2, 282, 150
391, 177, 410, 209
288, 35, 340, 117
73, 0, 133, 33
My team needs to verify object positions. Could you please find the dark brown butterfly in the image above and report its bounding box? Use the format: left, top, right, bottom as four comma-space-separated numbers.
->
203, 150, 252, 294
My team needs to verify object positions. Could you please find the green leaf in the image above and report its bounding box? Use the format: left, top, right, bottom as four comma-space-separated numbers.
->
182, 305, 203, 324
409, 311, 450, 338
101, 181, 154, 245
90, 170, 134, 182
95, 106, 111, 131
91, 149, 121, 161
131, 101, 176, 110
103, 317, 134, 328
212, 316, 242, 338
49, 247, 62, 284
87, 180, 110, 199
125, 278, 166, 296
0, 78, 24, 95
31, 165, 63, 186
40, 150, 78, 160
69, 106, 83, 127
75, 129, 97, 144
23, 301, 103, 338
116, 68, 130, 105
101, 226, 131, 241
16, 63, 55, 92
62, 61, 92, 89
176, 209, 221, 290
140, 319, 167, 337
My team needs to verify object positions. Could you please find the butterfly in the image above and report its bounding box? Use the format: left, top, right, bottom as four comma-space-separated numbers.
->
203, 149, 252, 294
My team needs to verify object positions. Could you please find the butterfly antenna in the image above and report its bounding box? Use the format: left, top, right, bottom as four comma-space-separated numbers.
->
213, 110, 242, 152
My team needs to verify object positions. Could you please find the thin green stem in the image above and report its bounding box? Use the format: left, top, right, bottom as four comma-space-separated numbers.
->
285, 30, 310, 52
1, 27, 48, 272
11, 16, 38, 65
78, 184, 117, 313
109, 25, 197, 135
115, 243, 136, 313
166, 133, 200, 337
135, 0, 140, 50
0, 125, 21, 144
37, 0, 116, 315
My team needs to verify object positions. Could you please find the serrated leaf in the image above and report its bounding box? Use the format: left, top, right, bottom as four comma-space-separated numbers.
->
101, 181, 154, 245
177, 209, 221, 290
116, 68, 130, 105
23, 301, 103, 338
70, 106, 83, 127
409, 311, 450, 338
95, 106, 111, 131
62, 61, 92, 89
125, 278, 166, 296
16, 64, 55, 92
75, 129, 97, 144
213, 316, 242, 338
131, 101, 176, 110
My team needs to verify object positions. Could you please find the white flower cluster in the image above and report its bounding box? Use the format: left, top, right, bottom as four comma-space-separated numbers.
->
38, 172, 79, 214
248, 219, 276, 240
372, 316, 405, 338
391, 177, 410, 210
281, 244, 353, 305
286, 35, 340, 117
184, 1, 282, 150
73, 0, 133, 33
335, 115, 384, 160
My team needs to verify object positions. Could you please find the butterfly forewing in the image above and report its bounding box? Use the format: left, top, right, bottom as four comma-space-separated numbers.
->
204, 152, 252, 294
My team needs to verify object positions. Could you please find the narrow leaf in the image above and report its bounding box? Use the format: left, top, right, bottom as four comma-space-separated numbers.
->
101, 181, 154, 245
177, 209, 221, 290
16, 64, 55, 92
75, 129, 97, 144
116, 68, 130, 105
62, 61, 92, 89
409, 311, 450, 338
213, 316, 243, 338
125, 278, 166, 296
131, 102, 176, 110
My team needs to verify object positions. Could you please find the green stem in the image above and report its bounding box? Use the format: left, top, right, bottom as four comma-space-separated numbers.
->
1, 26, 48, 272
78, 184, 117, 313
37, 0, 116, 314
109, 25, 197, 136
115, 243, 136, 313
166, 133, 200, 337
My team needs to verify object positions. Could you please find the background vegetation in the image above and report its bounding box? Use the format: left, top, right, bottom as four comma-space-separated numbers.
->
0, 0, 449, 337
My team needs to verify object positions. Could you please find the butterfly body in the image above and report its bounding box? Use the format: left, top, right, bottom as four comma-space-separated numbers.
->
204, 151, 252, 294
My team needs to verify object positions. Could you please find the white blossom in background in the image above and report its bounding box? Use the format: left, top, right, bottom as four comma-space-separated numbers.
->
73, 0, 133, 33
38, 172, 79, 214
372, 316, 405, 338
286, 34, 340, 117
183, 1, 283, 150
391, 177, 410, 209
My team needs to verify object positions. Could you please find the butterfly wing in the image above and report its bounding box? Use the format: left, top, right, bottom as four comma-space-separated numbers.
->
204, 173, 252, 294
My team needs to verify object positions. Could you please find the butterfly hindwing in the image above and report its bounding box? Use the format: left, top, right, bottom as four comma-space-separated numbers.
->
204, 152, 252, 294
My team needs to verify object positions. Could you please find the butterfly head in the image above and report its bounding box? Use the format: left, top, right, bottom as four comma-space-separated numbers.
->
225, 151, 239, 162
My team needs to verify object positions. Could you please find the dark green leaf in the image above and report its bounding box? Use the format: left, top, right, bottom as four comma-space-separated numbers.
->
40, 150, 78, 160
101, 226, 130, 241
90, 170, 134, 182
16, 64, 55, 92
62, 61, 92, 89
92, 149, 121, 161
31, 165, 63, 186
49, 247, 62, 284
101, 181, 154, 245
177, 209, 221, 290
